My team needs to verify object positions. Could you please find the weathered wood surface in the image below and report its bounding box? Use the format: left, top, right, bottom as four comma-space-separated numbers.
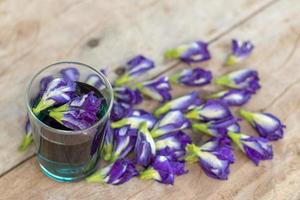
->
2, 0, 300, 200
0, 0, 276, 176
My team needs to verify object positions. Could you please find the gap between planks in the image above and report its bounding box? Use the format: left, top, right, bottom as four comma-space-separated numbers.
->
0, 0, 279, 180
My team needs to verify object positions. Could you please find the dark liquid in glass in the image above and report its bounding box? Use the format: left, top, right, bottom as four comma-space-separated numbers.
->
34, 82, 108, 181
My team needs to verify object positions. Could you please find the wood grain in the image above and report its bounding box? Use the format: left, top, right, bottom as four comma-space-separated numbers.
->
1, 0, 300, 200
0, 0, 275, 176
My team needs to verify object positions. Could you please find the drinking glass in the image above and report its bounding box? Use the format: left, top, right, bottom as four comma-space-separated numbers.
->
26, 62, 113, 182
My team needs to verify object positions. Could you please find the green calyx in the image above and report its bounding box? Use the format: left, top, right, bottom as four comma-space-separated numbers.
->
224, 54, 238, 66
184, 144, 202, 163
111, 119, 129, 129
239, 109, 254, 123
140, 167, 160, 181
19, 134, 33, 152
32, 100, 52, 115
192, 123, 211, 136
205, 90, 227, 100
102, 144, 113, 162
227, 131, 243, 151
214, 75, 237, 89
169, 73, 181, 85
154, 103, 171, 118
185, 109, 200, 120
114, 73, 132, 87
150, 129, 164, 139
48, 104, 69, 124
86, 170, 105, 183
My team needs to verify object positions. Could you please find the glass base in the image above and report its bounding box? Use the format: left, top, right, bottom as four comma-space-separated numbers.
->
37, 155, 99, 182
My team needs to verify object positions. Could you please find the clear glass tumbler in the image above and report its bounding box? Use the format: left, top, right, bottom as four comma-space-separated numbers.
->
26, 62, 113, 182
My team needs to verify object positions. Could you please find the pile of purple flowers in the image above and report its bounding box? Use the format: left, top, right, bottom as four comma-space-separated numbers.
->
21, 39, 286, 185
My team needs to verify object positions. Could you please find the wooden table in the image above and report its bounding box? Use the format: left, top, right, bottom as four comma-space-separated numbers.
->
1, 0, 300, 199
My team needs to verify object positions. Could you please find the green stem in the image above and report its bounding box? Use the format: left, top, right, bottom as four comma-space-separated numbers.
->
86, 171, 104, 183
114, 73, 131, 86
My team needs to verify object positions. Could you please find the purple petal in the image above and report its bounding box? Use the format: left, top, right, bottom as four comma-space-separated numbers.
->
110, 101, 132, 121
138, 76, 172, 103
60, 67, 80, 82
232, 39, 254, 58
151, 111, 191, 138
106, 159, 139, 185
127, 55, 155, 77
114, 87, 143, 105
86, 74, 105, 90
48, 91, 101, 130
154, 92, 201, 117
175, 68, 212, 86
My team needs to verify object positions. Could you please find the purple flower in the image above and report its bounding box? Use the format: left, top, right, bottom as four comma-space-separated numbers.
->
170, 68, 212, 87
206, 89, 252, 106
140, 155, 187, 184
227, 132, 273, 165
155, 131, 192, 160
154, 92, 201, 117
137, 76, 172, 103
102, 123, 114, 161
114, 87, 143, 105
185, 100, 232, 122
60, 67, 80, 82
19, 115, 33, 151
39, 76, 53, 96
151, 111, 191, 138
110, 101, 132, 121
85, 74, 105, 90
32, 78, 76, 115
240, 109, 286, 141
110, 125, 137, 162
225, 39, 254, 65
227, 122, 241, 133
192, 117, 238, 137
165, 41, 211, 64
215, 69, 260, 93
49, 91, 101, 130
135, 122, 156, 166
111, 110, 157, 130
114, 55, 154, 86
86, 158, 138, 185
185, 138, 234, 180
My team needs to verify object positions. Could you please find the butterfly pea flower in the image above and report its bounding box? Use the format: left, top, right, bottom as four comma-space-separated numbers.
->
185, 100, 232, 122
49, 91, 101, 130
185, 137, 234, 180
151, 111, 191, 138
114, 55, 154, 86
110, 101, 132, 121
154, 92, 200, 117
206, 89, 252, 106
135, 122, 156, 166
111, 110, 157, 129
170, 68, 212, 87
136, 76, 172, 103
227, 131, 273, 165
86, 158, 138, 185
192, 117, 237, 137
19, 115, 33, 151
140, 155, 186, 184
164, 41, 211, 64
225, 39, 254, 66
85, 74, 106, 90
239, 109, 286, 141
32, 78, 76, 115
155, 131, 192, 160
109, 125, 137, 162
215, 69, 260, 93
114, 87, 143, 106
60, 67, 80, 82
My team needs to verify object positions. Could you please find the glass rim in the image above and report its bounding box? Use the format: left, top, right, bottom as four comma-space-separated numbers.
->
26, 61, 114, 135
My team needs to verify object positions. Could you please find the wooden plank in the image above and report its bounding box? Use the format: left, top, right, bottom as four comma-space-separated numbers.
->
1, 0, 300, 199
0, 0, 275, 175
